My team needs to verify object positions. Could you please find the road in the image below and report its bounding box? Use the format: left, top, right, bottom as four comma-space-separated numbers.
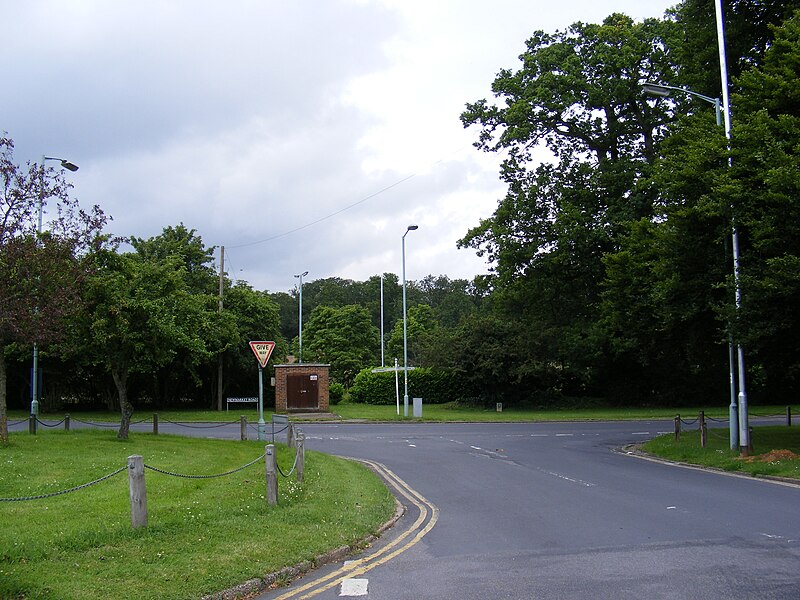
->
253, 421, 800, 600
14, 418, 800, 598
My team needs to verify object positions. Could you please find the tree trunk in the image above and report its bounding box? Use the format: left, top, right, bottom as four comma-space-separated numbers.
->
0, 349, 8, 445
111, 366, 133, 440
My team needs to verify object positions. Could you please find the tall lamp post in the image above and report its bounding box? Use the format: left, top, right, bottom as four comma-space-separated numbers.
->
294, 271, 308, 363
401, 224, 418, 417
643, 81, 747, 453
30, 156, 79, 422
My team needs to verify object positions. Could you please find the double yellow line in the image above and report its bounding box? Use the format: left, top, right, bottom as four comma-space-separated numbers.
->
270, 458, 439, 600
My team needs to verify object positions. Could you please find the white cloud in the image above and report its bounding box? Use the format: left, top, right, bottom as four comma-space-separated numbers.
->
3, 0, 675, 293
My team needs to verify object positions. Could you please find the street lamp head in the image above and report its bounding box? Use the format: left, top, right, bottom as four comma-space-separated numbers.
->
60, 160, 79, 172
294, 271, 308, 279
407, 224, 419, 232
642, 82, 672, 98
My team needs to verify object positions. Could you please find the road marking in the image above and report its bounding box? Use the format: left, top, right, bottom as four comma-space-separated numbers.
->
408, 444, 417, 448
535, 466, 596, 487
340, 578, 368, 596
555, 433, 573, 437
631, 432, 651, 436
270, 459, 438, 600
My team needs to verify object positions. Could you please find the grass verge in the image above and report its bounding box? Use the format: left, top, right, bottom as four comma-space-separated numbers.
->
8, 403, 797, 424
641, 426, 800, 480
0, 430, 395, 600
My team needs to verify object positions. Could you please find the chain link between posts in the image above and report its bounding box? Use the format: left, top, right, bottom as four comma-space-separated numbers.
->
0, 466, 127, 502
143, 453, 267, 479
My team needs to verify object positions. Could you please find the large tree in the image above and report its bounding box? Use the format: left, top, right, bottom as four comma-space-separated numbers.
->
459, 14, 678, 399
0, 136, 106, 443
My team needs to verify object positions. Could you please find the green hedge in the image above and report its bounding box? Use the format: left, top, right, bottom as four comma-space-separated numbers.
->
349, 367, 468, 405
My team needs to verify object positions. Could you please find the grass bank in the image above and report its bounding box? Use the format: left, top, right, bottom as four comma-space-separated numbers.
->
0, 430, 395, 600
10, 403, 796, 424
641, 426, 800, 480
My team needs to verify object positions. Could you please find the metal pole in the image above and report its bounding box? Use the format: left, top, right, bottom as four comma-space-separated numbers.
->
380, 274, 385, 368
295, 271, 308, 363
402, 225, 417, 417
715, 0, 749, 455
217, 246, 224, 411
257, 366, 265, 441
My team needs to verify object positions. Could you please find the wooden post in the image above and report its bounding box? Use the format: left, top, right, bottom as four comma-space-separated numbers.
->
153, 413, 159, 435
65, 414, 70, 431
29, 415, 36, 435
297, 432, 305, 484
265, 445, 278, 505
240, 416, 247, 441
674, 415, 681, 441
127, 455, 148, 528
288, 422, 295, 449
700, 411, 707, 448
787, 405, 792, 427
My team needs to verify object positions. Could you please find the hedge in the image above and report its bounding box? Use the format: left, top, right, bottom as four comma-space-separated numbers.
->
348, 367, 469, 405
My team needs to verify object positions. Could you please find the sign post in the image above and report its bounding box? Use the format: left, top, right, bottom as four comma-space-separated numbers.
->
249, 341, 276, 441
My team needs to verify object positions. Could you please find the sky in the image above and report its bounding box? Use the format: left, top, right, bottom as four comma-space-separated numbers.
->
3, 0, 676, 293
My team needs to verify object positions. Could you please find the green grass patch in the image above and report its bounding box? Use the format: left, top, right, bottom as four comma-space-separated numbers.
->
641, 426, 800, 480
9, 403, 797, 424
0, 430, 395, 600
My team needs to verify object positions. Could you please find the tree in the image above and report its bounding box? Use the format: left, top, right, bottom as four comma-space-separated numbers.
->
0, 135, 107, 443
301, 305, 380, 387
459, 14, 677, 399
76, 248, 236, 439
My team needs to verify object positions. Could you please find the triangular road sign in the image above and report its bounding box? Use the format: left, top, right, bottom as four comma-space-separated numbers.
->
249, 341, 276, 368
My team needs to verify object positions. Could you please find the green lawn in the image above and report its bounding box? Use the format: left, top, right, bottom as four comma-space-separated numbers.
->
11, 402, 796, 424
641, 426, 800, 480
0, 430, 395, 600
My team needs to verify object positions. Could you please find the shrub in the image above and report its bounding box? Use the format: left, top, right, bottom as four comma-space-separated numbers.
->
328, 381, 345, 405
349, 367, 468, 405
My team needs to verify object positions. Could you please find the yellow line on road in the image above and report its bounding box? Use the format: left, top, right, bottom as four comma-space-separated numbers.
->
270, 458, 438, 600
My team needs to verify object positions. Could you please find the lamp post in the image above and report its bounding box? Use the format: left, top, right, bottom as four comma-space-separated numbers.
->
380, 274, 385, 368
401, 224, 418, 417
644, 81, 747, 452
30, 156, 79, 421
294, 271, 308, 363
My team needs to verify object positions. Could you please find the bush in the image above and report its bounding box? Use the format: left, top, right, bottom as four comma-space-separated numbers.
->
328, 381, 345, 405
349, 367, 468, 405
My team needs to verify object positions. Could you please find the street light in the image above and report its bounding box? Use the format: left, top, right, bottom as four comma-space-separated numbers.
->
401, 224, 418, 417
30, 155, 79, 424
294, 271, 308, 363
644, 81, 748, 452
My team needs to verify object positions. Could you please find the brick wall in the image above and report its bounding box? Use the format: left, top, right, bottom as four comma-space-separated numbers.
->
274, 364, 330, 413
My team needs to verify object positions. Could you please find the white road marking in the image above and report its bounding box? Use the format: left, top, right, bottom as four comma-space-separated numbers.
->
531, 434, 549, 437
555, 433, 573, 437
667, 506, 677, 510
631, 432, 651, 436
470, 445, 482, 450
340, 578, 369, 596
408, 444, 417, 448
537, 467, 596, 487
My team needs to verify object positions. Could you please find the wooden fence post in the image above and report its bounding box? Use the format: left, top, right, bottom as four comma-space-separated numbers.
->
29, 415, 36, 435
787, 406, 792, 427
153, 413, 159, 435
699, 411, 707, 448
265, 445, 278, 505
127, 455, 148, 528
297, 432, 305, 484
65, 414, 70, 431
674, 415, 681, 442
288, 423, 295, 449
241, 416, 247, 441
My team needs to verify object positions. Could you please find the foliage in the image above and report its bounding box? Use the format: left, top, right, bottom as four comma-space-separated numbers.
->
328, 381, 345, 405
348, 366, 468, 405
0, 135, 108, 443
301, 305, 380, 387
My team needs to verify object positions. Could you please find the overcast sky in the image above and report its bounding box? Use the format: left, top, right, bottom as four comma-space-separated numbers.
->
4, 0, 675, 293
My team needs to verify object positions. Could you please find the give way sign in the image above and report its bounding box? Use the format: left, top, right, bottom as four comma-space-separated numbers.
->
249, 341, 276, 368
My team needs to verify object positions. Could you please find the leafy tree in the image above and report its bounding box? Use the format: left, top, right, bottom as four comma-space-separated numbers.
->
0, 136, 107, 443
301, 304, 379, 386
75, 248, 236, 439
387, 304, 438, 366
459, 14, 677, 399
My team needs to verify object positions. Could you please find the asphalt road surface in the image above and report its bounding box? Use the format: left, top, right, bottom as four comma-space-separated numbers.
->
252, 421, 800, 600
15, 418, 800, 598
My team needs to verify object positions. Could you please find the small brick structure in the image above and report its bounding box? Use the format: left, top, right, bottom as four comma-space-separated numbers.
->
274, 363, 330, 413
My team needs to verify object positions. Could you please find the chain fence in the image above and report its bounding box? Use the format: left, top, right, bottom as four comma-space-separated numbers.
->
143, 453, 267, 479
0, 466, 127, 502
